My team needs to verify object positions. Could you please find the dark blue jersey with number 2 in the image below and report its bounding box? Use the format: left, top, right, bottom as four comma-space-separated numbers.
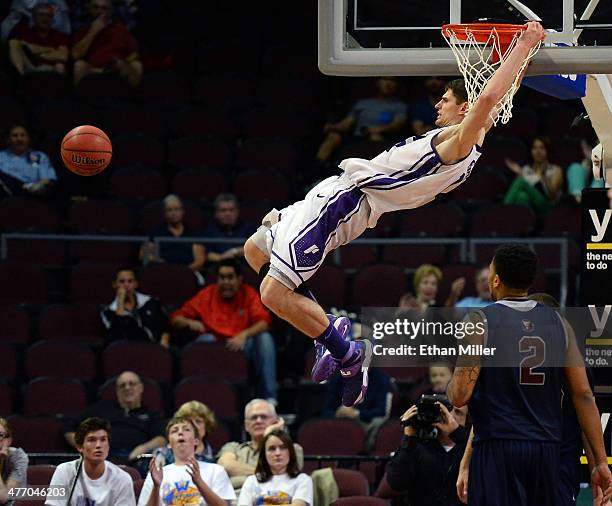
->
469, 299, 568, 443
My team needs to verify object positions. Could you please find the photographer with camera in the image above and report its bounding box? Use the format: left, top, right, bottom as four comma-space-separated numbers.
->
386, 394, 469, 506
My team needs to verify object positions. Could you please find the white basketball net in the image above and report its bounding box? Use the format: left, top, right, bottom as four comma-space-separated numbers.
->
443, 25, 541, 125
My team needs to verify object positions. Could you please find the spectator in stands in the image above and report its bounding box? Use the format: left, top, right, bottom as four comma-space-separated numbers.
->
504, 136, 564, 215
46, 417, 136, 505
446, 266, 492, 308
323, 367, 392, 451
152, 401, 218, 466
410, 76, 446, 135
567, 139, 605, 203
0, 124, 56, 198
1, 0, 70, 43
100, 267, 171, 347
315, 76, 408, 164
429, 363, 453, 394
238, 430, 313, 506
397, 264, 443, 313
0, 418, 28, 506
142, 194, 206, 284
171, 259, 278, 403
64, 371, 166, 462
218, 399, 304, 496
71, 0, 142, 87
8, 2, 69, 75
138, 416, 235, 506
204, 194, 255, 263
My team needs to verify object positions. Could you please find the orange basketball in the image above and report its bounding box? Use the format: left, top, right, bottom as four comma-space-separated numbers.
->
61, 125, 112, 176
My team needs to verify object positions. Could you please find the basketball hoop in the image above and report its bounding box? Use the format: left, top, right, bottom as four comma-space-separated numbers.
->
442, 23, 541, 125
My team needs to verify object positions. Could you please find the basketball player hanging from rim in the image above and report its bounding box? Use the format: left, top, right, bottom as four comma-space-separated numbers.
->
244, 21, 546, 407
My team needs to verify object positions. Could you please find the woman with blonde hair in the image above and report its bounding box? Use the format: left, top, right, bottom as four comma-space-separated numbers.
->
152, 401, 218, 466
0, 418, 28, 506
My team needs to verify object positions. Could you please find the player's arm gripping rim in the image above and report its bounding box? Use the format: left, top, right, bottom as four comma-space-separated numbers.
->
563, 319, 612, 504
435, 21, 545, 165
447, 312, 484, 407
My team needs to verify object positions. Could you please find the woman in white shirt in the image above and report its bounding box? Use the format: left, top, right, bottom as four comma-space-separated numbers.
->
238, 430, 312, 506
139, 416, 235, 506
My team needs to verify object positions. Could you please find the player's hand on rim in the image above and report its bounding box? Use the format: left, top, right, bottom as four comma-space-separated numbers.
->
518, 21, 546, 48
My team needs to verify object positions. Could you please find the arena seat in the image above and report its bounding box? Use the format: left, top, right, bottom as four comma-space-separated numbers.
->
352, 264, 407, 308
102, 340, 173, 382
382, 244, 446, 269
133, 479, 145, 501
476, 135, 528, 169
335, 244, 378, 269
332, 497, 389, 506
470, 204, 536, 237
541, 204, 581, 238
260, 46, 316, 78
32, 99, 97, 135
255, 77, 315, 108
27, 464, 56, 486
17, 72, 67, 103
119, 465, 142, 481
25, 341, 97, 381
337, 140, 387, 162
375, 473, 406, 500
139, 263, 199, 306
68, 200, 134, 234
372, 420, 403, 456
0, 306, 31, 344
307, 264, 347, 310
495, 106, 538, 139
206, 420, 231, 453
171, 169, 228, 202
397, 204, 465, 237
38, 304, 105, 345
235, 138, 299, 174
192, 76, 253, 110
450, 170, 508, 204
140, 199, 205, 233
234, 170, 290, 206
76, 73, 133, 104
174, 378, 239, 419
0, 381, 13, 413
241, 107, 312, 140
0, 197, 59, 232
180, 342, 248, 383
167, 137, 231, 169
5, 239, 66, 266
535, 241, 580, 271
239, 202, 269, 227
332, 468, 370, 497
110, 167, 167, 200
24, 377, 88, 416
8, 415, 67, 452
70, 262, 120, 304
70, 240, 138, 265
552, 136, 583, 168
99, 376, 165, 415
140, 70, 190, 107
112, 134, 165, 170
298, 419, 366, 455
0, 262, 47, 305
101, 103, 164, 139
0, 97, 26, 132
167, 107, 235, 140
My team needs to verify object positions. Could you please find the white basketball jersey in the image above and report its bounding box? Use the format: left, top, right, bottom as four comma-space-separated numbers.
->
339, 127, 482, 225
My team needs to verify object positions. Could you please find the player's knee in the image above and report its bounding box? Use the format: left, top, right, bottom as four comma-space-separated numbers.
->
260, 278, 285, 313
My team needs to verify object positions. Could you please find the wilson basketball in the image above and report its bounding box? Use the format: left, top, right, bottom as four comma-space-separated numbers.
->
61, 125, 112, 176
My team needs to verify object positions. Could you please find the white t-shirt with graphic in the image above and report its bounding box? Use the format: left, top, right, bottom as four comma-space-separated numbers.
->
238, 473, 313, 506
138, 461, 235, 506
45, 459, 135, 506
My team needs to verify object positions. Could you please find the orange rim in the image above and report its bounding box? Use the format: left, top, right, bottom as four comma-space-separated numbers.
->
442, 23, 527, 44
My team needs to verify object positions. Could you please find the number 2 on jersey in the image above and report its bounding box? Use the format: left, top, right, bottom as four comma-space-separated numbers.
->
519, 336, 546, 385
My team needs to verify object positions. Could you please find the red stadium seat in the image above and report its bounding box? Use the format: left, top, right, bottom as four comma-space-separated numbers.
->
27, 464, 56, 486
119, 465, 142, 481
495, 106, 538, 139
375, 472, 405, 500
372, 420, 402, 456
0, 197, 59, 232
5, 239, 66, 266
26, 341, 97, 381
70, 262, 120, 305
24, 377, 88, 416
17, 72, 67, 103
111, 135, 165, 170
451, 170, 508, 204
139, 263, 199, 306
337, 140, 387, 161
382, 244, 447, 269
241, 107, 312, 140
110, 167, 167, 200
307, 265, 347, 311
140, 199, 205, 234
102, 340, 173, 382
167, 137, 231, 169
255, 77, 315, 108
0, 262, 47, 305
541, 205, 581, 238
8, 415, 67, 452
352, 264, 407, 308
76, 73, 132, 104
477, 135, 528, 169
0, 382, 13, 413
33, 99, 97, 135
535, 241, 580, 271
171, 169, 228, 203
180, 342, 248, 383
70, 240, 138, 265
207, 420, 231, 452
335, 244, 378, 269
99, 376, 165, 415
235, 138, 299, 174
174, 378, 239, 419
332, 468, 370, 497
297, 419, 366, 455
239, 202, 269, 226
332, 497, 388, 505
167, 107, 235, 140
397, 204, 465, 237
470, 205, 536, 237
140, 71, 190, 106
192, 76, 253, 110
68, 200, 134, 234
234, 170, 290, 205
101, 104, 164, 139
133, 478, 145, 501
0, 306, 31, 344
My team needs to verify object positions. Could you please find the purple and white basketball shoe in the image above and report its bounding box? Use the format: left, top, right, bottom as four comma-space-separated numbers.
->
339, 339, 373, 407
311, 314, 351, 383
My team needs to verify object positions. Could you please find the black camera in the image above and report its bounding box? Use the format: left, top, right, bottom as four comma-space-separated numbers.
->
401, 394, 454, 440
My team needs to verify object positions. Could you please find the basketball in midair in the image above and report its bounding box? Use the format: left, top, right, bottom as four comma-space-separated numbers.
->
61, 125, 112, 176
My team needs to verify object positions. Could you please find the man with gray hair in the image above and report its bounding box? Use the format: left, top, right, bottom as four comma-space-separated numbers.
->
217, 399, 303, 495
204, 193, 255, 263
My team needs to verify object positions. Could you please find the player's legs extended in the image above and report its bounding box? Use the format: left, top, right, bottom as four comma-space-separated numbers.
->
260, 275, 328, 337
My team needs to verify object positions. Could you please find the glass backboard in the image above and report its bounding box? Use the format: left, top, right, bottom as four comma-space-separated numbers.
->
319, 0, 612, 76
